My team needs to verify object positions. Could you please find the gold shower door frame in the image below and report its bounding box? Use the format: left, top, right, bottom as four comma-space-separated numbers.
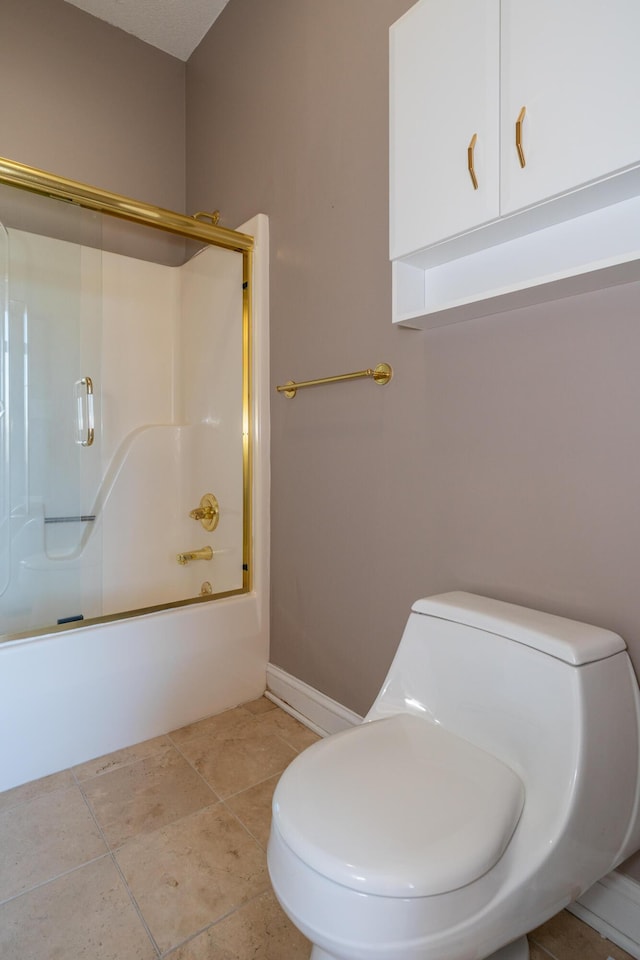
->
0, 156, 255, 639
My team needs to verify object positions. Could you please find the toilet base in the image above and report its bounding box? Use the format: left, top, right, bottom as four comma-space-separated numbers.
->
309, 935, 530, 960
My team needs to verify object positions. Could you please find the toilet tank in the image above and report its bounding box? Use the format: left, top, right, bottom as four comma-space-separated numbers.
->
367, 592, 640, 872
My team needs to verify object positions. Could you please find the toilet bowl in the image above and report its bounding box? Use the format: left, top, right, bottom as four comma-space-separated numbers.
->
267, 592, 640, 960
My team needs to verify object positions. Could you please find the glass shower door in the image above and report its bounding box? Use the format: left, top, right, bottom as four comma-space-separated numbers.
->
0, 161, 254, 644
0, 193, 103, 635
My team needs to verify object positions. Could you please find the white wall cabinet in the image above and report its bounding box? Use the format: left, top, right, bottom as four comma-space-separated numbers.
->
390, 0, 500, 258
390, 0, 640, 328
501, 0, 640, 215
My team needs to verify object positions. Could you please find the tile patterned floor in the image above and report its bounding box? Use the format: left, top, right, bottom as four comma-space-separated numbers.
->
0, 696, 635, 960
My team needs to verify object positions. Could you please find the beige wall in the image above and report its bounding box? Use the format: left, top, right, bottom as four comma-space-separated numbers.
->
0, 0, 185, 210
187, 0, 640, 702
187, 0, 640, 882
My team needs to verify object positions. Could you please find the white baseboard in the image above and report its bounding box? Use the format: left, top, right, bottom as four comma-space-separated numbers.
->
569, 871, 640, 959
266, 665, 640, 960
265, 664, 362, 736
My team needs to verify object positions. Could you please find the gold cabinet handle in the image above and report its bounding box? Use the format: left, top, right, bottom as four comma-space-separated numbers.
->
516, 106, 527, 168
467, 133, 479, 190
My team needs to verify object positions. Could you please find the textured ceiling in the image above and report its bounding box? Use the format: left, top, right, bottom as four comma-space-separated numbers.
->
63, 0, 231, 61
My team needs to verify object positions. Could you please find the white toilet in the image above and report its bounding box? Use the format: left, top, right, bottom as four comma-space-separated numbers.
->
268, 592, 640, 960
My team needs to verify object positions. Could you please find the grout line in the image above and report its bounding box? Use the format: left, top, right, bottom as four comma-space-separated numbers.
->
166, 710, 300, 802
221, 798, 270, 851
157, 886, 273, 959
166, 735, 225, 801
167, 731, 281, 842
77, 780, 162, 958
248, 707, 315, 757
222, 769, 283, 803
528, 937, 561, 960
107, 851, 162, 958
0, 852, 111, 908
266, 729, 313, 754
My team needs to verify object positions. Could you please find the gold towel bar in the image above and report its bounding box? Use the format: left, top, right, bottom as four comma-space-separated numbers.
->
277, 362, 393, 398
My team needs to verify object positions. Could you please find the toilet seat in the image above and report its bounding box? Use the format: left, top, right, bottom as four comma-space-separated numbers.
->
272, 713, 525, 898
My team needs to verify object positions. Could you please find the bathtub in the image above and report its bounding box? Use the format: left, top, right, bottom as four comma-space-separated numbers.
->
0, 214, 270, 792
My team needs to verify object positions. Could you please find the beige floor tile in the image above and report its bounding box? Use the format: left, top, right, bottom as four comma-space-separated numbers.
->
174, 711, 297, 798
115, 803, 269, 953
0, 767, 76, 814
73, 735, 173, 781
169, 706, 265, 746
6, 700, 631, 960
530, 910, 635, 960
242, 697, 278, 716
224, 774, 279, 848
166, 889, 311, 959
81, 747, 217, 848
0, 856, 156, 959
255, 709, 322, 752
0, 785, 106, 902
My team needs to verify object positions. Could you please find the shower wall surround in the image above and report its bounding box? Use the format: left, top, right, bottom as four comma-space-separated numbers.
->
1, 227, 244, 637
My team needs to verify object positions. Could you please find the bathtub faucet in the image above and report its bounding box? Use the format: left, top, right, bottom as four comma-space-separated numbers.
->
176, 546, 213, 565
189, 493, 220, 532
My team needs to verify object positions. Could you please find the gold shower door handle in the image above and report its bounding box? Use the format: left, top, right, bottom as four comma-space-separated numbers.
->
467, 134, 479, 190
516, 106, 527, 168
76, 376, 95, 447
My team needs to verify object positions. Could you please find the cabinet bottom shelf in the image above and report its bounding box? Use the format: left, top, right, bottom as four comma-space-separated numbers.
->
393, 194, 640, 329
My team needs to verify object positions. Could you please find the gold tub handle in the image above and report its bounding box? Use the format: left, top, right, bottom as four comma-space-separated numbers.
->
189, 493, 220, 532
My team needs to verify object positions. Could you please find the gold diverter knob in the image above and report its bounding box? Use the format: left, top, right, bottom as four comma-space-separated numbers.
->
189, 493, 220, 532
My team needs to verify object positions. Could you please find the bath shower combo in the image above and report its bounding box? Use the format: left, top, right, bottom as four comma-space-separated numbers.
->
0, 157, 269, 791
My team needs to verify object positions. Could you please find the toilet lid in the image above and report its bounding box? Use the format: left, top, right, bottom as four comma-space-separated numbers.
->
272, 714, 525, 898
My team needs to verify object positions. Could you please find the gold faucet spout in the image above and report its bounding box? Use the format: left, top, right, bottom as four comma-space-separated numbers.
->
176, 546, 213, 565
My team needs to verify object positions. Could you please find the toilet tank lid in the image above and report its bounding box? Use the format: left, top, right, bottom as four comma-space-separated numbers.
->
412, 592, 626, 666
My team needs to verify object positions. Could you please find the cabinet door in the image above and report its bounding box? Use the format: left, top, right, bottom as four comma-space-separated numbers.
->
390, 0, 500, 259
501, 0, 640, 215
